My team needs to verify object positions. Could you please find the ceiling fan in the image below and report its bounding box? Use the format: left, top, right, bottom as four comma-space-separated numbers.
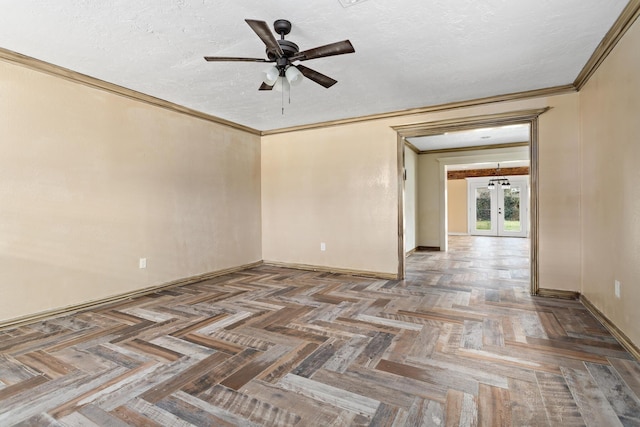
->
204, 19, 355, 90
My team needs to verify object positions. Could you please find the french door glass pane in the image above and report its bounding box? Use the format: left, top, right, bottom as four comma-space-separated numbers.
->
475, 188, 492, 230
503, 187, 521, 232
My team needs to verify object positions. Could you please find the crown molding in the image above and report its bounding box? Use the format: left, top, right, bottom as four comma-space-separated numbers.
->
0, 47, 261, 136
403, 140, 420, 154
262, 85, 574, 135
392, 108, 551, 138
416, 141, 528, 155
574, 0, 640, 90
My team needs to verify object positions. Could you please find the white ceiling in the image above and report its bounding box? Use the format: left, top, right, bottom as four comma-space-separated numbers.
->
408, 123, 530, 151
0, 1, 629, 132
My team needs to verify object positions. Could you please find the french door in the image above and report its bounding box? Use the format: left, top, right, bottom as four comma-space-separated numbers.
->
467, 177, 528, 237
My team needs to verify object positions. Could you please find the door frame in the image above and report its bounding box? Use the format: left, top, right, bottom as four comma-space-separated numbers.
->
393, 107, 549, 295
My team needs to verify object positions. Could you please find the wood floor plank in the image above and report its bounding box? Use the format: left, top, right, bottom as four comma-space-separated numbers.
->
401, 398, 445, 427
477, 383, 511, 427
369, 402, 400, 426
193, 386, 298, 426
84, 359, 195, 412
140, 351, 229, 403
312, 367, 416, 408
256, 341, 319, 383
51, 361, 160, 418
444, 389, 464, 427
609, 357, 640, 398
322, 334, 370, 373
536, 371, 586, 426
181, 348, 260, 396
242, 380, 349, 426
155, 393, 250, 427
78, 404, 131, 427
111, 404, 164, 427
461, 320, 484, 350
586, 362, 640, 424
561, 366, 623, 427
347, 363, 448, 403
508, 378, 550, 427
13, 412, 63, 427
0, 373, 48, 401
403, 355, 509, 389
290, 339, 342, 378
126, 397, 200, 427
278, 373, 380, 418
375, 358, 479, 395
219, 344, 290, 390
57, 411, 101, 427
122, 338, 183, 363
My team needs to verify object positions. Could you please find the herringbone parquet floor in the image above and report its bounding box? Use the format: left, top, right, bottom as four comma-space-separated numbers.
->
1, 236, 639, 426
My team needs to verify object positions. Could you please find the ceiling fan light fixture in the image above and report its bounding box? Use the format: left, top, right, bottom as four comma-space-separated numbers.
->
262, 66, 280, 86
339, 0, 369, 7
273, 76, 290, 92
285, 66, 303, 86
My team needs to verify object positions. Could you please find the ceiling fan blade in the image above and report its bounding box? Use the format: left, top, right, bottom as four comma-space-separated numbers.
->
291, 40, 355, 62
259, 82, 274, 91
296, 65, 337, 88
245, 19, 284, 58
204, 56, 270, 62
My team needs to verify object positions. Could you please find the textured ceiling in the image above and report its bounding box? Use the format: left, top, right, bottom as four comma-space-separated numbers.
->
0, 1, 629, 131
408, 124, 530, 151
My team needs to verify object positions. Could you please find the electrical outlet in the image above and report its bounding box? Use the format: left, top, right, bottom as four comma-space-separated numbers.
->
320, 242, 326, 251
615, 280, 621, 298
139, 258, 147, 269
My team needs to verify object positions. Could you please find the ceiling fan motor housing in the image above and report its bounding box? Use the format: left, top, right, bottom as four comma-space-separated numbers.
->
267, 19, 299, 62
273, 19, 292, 36
267, 39, 300, 62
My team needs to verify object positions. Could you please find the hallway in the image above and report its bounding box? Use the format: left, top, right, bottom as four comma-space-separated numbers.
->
407, 235, 530, 291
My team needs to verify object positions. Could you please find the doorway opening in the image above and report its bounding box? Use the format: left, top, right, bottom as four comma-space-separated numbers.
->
394, 108, 548, 295
467, 174, 529, 238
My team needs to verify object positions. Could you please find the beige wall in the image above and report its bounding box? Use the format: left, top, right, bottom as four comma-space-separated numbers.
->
579, 17, 640, 346
0, 60, 262, 322
261, 123, 399, 275
447, 179, 468, 234
538, 93, 582, 291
